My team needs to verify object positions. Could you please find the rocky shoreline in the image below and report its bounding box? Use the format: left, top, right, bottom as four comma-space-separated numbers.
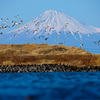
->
0, 64, 100, 73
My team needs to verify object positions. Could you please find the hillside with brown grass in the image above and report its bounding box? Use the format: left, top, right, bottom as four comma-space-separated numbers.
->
0, 43, 100, 67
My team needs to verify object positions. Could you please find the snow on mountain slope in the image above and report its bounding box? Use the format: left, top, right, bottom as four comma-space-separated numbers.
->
1, 10, 100, 53
8, 10, 100, 37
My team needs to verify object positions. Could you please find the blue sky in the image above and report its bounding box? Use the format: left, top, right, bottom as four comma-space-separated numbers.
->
0, 0, 100, 28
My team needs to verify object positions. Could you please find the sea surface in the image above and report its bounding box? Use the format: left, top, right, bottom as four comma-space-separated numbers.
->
0, 72, 100, 100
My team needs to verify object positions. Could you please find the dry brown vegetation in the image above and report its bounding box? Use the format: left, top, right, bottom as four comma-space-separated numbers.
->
0, 43, 100, 67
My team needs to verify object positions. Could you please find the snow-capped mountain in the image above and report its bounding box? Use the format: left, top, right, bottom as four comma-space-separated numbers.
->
1, 10, 100, 53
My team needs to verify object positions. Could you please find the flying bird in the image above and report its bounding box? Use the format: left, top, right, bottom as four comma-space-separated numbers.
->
15, 15, 19, 18
39, 35, 44, 39
32, 37, 36, 40
34, 20, 37, 23
65, 23, 68, 27
2, 27, 6, 29
35, 28, 39, 32
11, 21, 14, 23
67, 31, 71, 35
97, 40, 100, 44
1, 24, 4, 27
41, 20, 45, 23
18, 30, 21, 32
44, 26, 49, 31
13, 34, 18, 37
58, 32, 61, 37
61, 27, 64, 30
6, 18, 9, 21
17, 23, 21, 27
44, 26, 49, 29
20, 19, 23, 23
15, 21, 18, 25
6, 26, 10, 28
24, 24, 27, 28
0, 32, 3, 35
35, 22, 39, 26
59, 42, 65, 45
46, 33, 50, 35
55, 39, 57, 41
45, 38, 48, 40
26, 30, 29, 34
94, 40, 100, 46
0, 18, 3, 21
49, 27, 54, 31
33, 28, 39, 33
11, 23, 15, 27
4, 18, 9, 23
75, 31, 79, 34
80, 44, 83, 49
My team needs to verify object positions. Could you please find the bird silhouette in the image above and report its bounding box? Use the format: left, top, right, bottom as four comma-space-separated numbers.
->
17, 23, 21, 27
39, 35, 44, 39
59, 41, 65, 45
34, 28, 39, 33
75, 31, 79, 34
55, 39, 57, 41
44, 26, 49, 32
61, 27, 64, 30
6, 18, 9, 21
80, 44, 83, 49
11, 21, 14, 23
45, 37, 49, 41
6, 26, 10, 28
32, 37, 36, 40
67, 31, 71, 35
65, 23, 68, 27
44, 26, 49, 29
0, 18, 3, 21
34, 20, 37, 23
58, 32, 61, 37
49, 27, 54, 31
13, 34, 18, 37
94, 40, 100, 46
15, 15, 19, 18
26, 30, 29, 34
15, 21, 18, 25
97, 40, 100, 44
4, 18, 9, 23
20, 19, 23, 23
33, 28, 39, 33
41, 20, 45, 23
35, 22, 39, 26
1, 24, 4, 27
11, 23, 15, 27
0, 32, 3, 35
18, 30, 21, 32
24, 24, 27, 28
46, 33, 50, 36
2, 27, 6, 29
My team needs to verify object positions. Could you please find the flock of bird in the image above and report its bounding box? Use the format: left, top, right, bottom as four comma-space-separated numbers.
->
0, 15, 23, 34
0, 15, 100, 47
20, 19, 80, 45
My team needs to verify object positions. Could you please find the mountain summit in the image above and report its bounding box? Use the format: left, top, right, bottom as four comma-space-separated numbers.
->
9, 10, 100, 35
1, 10, 100, 53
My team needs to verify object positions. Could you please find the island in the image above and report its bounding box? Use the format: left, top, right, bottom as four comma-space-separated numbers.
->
0, 43, 100, 72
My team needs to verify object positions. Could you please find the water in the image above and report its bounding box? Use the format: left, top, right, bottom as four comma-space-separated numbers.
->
0, 72, 100, 100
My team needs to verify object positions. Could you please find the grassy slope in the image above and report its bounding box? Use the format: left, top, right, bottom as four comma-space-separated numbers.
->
0, 43, 100, 67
